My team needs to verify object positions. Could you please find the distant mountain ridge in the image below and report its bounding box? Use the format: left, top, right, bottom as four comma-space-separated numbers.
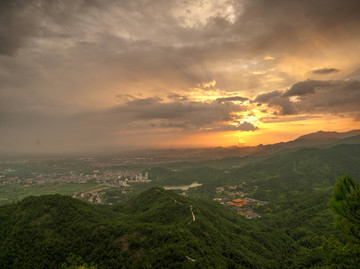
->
294, 129, 360, 142
1, 130, 359, 166
257, 129, 360, 156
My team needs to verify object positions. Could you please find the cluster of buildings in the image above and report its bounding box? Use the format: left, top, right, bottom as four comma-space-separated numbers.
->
73, 192, 102, 204
214, 184, 267, 219
0, 170, 151, 186
93, 171, 149, 182
0, 176, 21, 185
0, 168, 21, 185
214, 197, 268, 219
95, 171, 151, 185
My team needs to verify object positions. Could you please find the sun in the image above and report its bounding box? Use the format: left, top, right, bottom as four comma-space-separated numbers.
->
237, 133, 246, 145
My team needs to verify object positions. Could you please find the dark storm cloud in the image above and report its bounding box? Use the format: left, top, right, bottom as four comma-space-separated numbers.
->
0, 0, 93, 56
200, 121, 258, 133
255, 79, 360, 116
0, 0, 36, 55
0, 0, 359, 93
283, 81, 315, 97
254, 90, 296, 115
115, 94, 137, 101
2, 0, 360, 57
254, 91, 282, 103
234, 0, 360, 56
283, 80, 330, 97
216, 96, 249, 103
235, 121, 258, 131
294, 80, 360, 114
167, 93, 188, 101
126, 97, 162, 106
272, 98, 296, 116
0, 95, 252, 153
312, 68, 339, 75
259, 115, 321, 123
107, 97, 246, 129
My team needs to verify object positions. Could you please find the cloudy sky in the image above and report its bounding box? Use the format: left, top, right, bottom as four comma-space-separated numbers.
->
1, 0, 360, 153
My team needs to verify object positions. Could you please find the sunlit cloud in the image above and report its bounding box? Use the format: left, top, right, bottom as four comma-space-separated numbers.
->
264, 56, 275, 60
200, 80, 217, 89
172, 0, 238, 28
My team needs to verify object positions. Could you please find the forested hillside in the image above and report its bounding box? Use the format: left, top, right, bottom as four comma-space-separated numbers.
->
1, 188, 296, 268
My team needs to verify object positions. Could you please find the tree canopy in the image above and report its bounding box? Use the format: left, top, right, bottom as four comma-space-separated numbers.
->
330, 175, 360, 241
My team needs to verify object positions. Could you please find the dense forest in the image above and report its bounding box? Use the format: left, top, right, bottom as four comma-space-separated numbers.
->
0, 188, 293, 268
1, 142, 360, 268
0, 177, 360, 268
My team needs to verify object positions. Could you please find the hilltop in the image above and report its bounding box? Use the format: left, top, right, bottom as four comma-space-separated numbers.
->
296, 129, 360, 141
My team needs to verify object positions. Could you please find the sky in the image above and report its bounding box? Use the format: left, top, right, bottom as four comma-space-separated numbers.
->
1, 0, 360, 154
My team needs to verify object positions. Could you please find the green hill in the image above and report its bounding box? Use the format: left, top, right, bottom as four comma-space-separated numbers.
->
0, 188, 297, 268
220, 144, 360, 198
191, 143, 360, 267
